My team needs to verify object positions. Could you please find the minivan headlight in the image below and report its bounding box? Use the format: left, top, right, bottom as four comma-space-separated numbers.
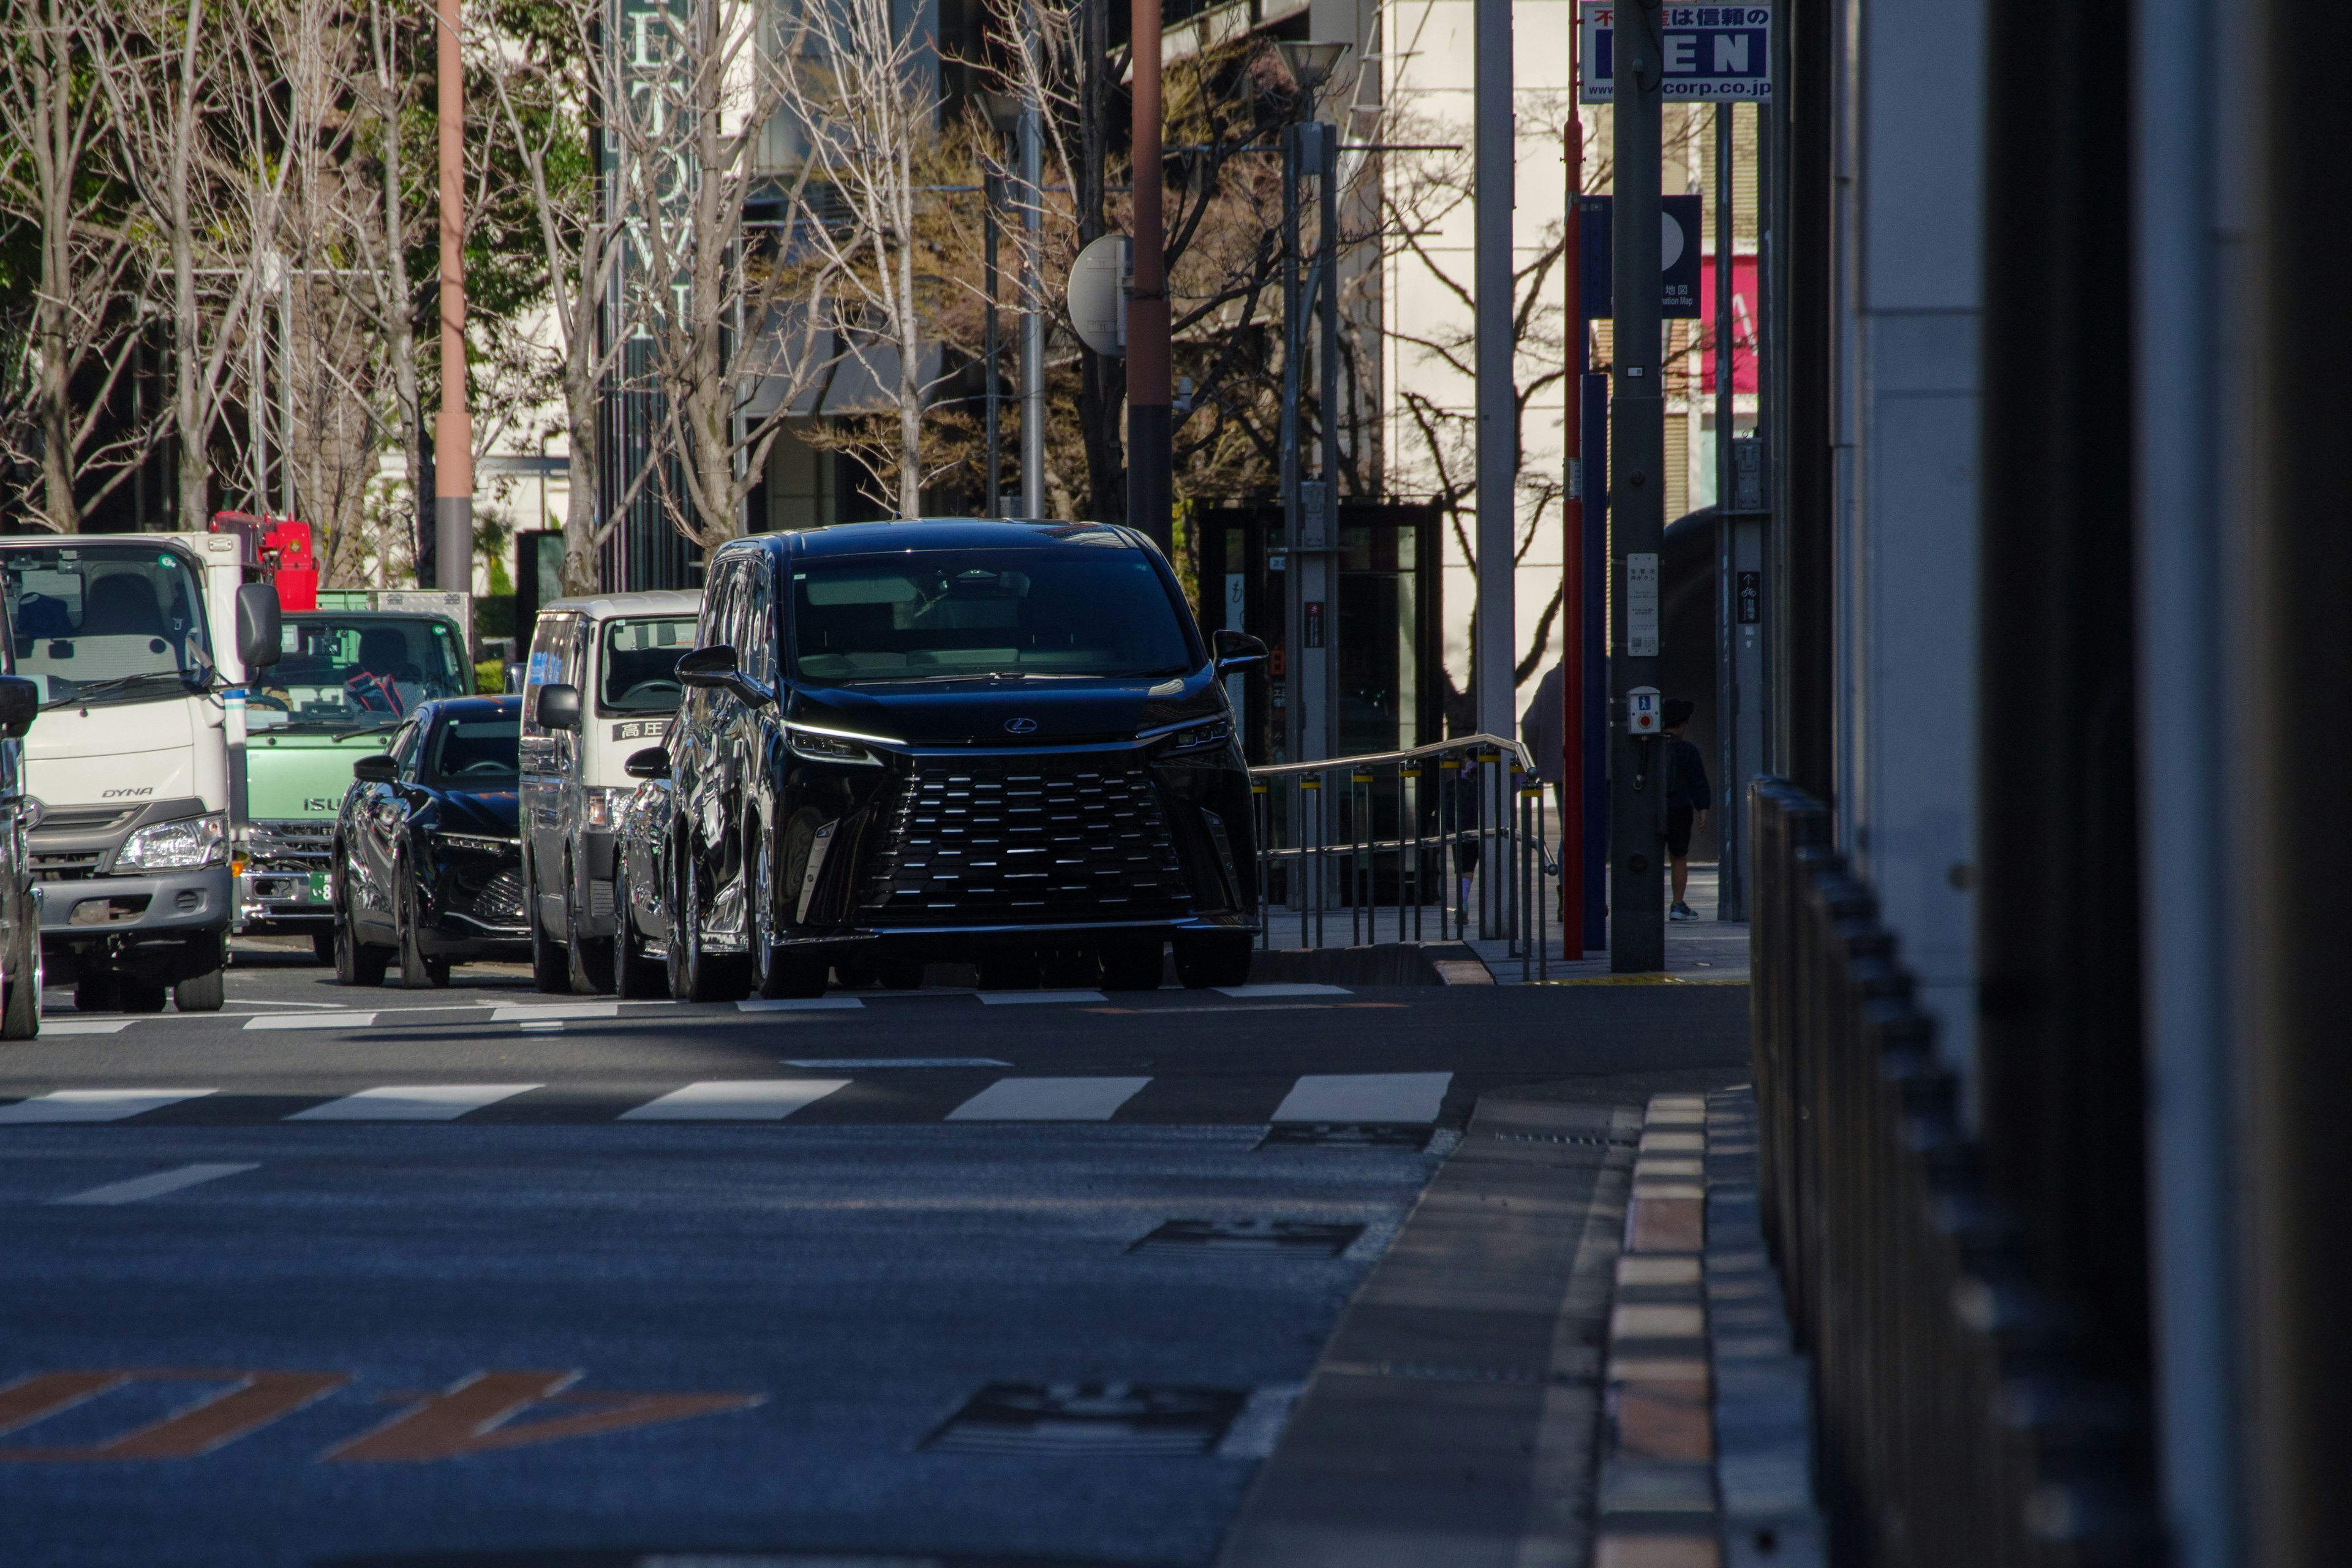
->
1161, 720, 1233, 753
116, 813, 226, 871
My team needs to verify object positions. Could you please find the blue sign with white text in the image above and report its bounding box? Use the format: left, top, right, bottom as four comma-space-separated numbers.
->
1580, 4, 1774, 102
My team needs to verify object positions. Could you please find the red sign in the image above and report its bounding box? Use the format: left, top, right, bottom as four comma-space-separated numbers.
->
1697, 254, 1760, 395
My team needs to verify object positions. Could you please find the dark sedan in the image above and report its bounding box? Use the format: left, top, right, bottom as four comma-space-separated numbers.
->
655, 519, 1265, 1002
330, 695, 528, 988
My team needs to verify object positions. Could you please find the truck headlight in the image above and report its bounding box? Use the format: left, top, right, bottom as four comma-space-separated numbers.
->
116, 814, 226, 872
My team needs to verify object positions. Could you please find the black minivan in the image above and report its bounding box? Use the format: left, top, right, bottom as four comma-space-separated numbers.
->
638, 519, 1265, 1000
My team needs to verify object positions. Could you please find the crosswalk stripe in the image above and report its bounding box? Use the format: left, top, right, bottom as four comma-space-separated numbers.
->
1215, 983, 1352, 998
736, 997, 864, 1012
619, 1079, 853, 1120
944, 1076, 1153, 1121
244, 1012, 377, 1031
285, 1085, 542, 1121
491, 1005, 619, 1024
1270, 1072, 1453, 1124
39, 1019, 137, 1036
976, 990, 1109, 1006
53, 1162, 260, 1205
0, 1089, 216, 1123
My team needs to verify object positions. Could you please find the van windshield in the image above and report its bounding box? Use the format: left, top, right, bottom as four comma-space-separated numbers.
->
0, 544, 215, 709
600, 617, 695, 713
791, 550, 1195, 683
251, 614, 470, 729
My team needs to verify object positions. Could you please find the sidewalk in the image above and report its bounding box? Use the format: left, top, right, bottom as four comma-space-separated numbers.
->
1252, 865, 1750, 986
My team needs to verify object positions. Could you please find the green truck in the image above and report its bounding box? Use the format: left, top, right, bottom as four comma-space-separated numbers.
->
233, 591, 473, 958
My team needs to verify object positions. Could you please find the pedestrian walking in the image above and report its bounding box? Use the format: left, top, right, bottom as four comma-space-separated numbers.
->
1663, 698, 1709, 921
1521, 665, 1568, 917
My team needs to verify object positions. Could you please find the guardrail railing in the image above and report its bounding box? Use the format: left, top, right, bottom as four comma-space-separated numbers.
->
1246, 733, 1559, 978
1749, 777, 2158, 1566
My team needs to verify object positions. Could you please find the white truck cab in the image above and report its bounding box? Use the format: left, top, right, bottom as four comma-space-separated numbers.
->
0, 531, 281, 1012
518, 590, 699, 992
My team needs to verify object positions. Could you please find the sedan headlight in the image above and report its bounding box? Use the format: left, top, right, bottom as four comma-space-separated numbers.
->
434, 831, 518, 856
1162, 720, 1233, 753
116, 813, 226, 871
583, 786, 627, 831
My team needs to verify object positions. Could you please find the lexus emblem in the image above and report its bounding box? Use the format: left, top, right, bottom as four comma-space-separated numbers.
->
1004, 717, 1039, 734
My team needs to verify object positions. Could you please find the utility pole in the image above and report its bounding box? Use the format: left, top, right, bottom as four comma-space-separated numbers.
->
1610, 0, 1665, 972
434, 0, 472, 593
1019, 91, 1044, 517
984, 169, 1001, 519
1126, 0, 1172, 554
1471, 0, 1514, 741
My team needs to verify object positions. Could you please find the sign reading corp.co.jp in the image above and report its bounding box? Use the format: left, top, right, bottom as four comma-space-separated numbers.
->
1580, 4, 1775, 103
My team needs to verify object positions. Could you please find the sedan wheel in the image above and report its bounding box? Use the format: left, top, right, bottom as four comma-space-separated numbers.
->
335, 870, 391, 988
397, 867, 449, 989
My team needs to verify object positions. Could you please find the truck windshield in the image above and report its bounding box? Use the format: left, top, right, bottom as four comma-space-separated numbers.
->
0, 543, 214, 709
791, 550, 1195, 683
252, 614, 469, 727
600, 617, 695, 713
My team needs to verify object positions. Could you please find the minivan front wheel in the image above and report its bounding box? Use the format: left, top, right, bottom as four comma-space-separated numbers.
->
756, 815, 826, 1000
670, 826, 747, 1005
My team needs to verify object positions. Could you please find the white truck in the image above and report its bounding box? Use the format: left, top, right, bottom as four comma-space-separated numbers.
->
0, 531, 282, 1012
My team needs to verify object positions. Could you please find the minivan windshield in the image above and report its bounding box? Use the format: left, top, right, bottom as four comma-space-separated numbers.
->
600, 617, 695, 712
791, 550, 1194, 683
251, 614, 470, 728
0, 543, 215, 709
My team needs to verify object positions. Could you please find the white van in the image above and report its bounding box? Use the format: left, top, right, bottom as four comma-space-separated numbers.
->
517, 590, 700, 992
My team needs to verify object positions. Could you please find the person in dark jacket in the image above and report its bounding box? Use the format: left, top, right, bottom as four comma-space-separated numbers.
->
1663, 698, 1710, 921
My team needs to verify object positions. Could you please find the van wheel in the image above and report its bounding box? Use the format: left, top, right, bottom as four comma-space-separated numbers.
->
566, 855, 615, 994
173, 967, 225, 1012
527, 856, 568, 993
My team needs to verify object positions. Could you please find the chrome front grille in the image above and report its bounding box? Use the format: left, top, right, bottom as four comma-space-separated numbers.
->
856, 756, 1191, 925
247, 820, 336, 869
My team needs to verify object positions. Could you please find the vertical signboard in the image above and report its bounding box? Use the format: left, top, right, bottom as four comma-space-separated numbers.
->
1579, 4, 1774, 102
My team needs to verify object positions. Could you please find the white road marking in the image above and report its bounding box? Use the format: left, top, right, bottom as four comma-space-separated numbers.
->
620, 1079, 853, 1120
285, 1084, 541, 1121
53, 1162, 259, 1205
976, 990, 1108, 1006
1215, 983, 1353, 998
244, 1012, 378, 1031
491, 1004, 619, 1023
944, 1076, 1152, 1121
38, 1019, 137, 1036
516, 1021, 564, 1033
0, 1089, 214, 1123
783, 1057, 1011, 1069
1270, 1071, 1453, 1124
735, 997, 864, 1012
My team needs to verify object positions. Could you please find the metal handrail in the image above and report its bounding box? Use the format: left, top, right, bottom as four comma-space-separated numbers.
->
1243, 733, 1557, 976
1246, 732, 1531, 777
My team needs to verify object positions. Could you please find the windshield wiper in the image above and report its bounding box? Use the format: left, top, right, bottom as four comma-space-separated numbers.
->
42, 671, 192, 709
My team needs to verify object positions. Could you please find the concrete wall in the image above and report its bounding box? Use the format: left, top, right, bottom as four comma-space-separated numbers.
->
1831, 0, 1985, 1076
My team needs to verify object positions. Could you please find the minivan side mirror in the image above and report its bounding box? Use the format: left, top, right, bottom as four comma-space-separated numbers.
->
676, 644, 739, 688
0, 674, 37, 739
535, 683, 582, 732
1212, 630, 1268, 673
353, 754, 398, 784
236, 582, 282, 671
624, 746, 671, 780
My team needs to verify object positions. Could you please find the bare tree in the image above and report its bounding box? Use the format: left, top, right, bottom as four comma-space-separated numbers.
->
0, 0, 147, 531
608, 0, 836, 550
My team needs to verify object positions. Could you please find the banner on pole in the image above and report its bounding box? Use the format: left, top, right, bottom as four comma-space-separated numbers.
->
1579, 4, 1774, 103
1577, 194, 1705, 320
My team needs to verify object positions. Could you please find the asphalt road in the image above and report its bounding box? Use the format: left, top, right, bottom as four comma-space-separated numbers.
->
0, 941, 1749, 1567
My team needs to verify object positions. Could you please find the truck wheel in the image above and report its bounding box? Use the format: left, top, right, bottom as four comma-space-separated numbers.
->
1, 931, 41, 1039
1172, 934, 1253, 990
173, 967, 225, 1012
311, 931, 335, 965
527, 858, 569, 994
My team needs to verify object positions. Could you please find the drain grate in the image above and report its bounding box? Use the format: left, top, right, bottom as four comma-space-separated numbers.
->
1256, 1122, 1434, 1150
922, 1382, 1247, 1456
1128, 1219, 1365, 1256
